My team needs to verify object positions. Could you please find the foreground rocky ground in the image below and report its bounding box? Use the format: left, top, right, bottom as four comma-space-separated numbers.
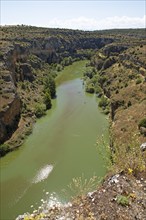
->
16, 171, 146, 220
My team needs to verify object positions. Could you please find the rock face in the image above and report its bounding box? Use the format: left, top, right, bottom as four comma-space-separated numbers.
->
140, 142, 146, 151
19, 63, 34, 81
0, 95, 21, 144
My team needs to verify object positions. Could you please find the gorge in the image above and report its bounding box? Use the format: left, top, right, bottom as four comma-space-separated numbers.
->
0, 26, 146, 219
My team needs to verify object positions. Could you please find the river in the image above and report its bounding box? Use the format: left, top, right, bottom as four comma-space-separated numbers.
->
0, 60, 109, 220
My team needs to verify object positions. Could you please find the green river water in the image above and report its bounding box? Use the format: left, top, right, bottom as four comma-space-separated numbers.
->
0, 61, 109, 220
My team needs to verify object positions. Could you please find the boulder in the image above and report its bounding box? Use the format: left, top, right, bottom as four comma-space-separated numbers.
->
140, 143, 146, 151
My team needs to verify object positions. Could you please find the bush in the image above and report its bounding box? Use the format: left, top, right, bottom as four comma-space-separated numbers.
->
95, 84, 103, 97
56, 64, 63, 72
127, 101, 132, 107
136, 78, 142, 84
85, 83, 94, 93
117, 195, 129, 206
0, 144, 9, 157
44, 92, 52, 109
35, 104, 46, 118
98, 96, 109, 109
44, 76, 56, 98
98, 75, 107, 86
138, 118, 146, 128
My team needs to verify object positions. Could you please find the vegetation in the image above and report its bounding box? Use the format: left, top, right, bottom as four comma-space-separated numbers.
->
116, 195, 129, 206
34, 104, 46, 118
44, 76, 56, 98
98, 95, 109, 110
0, 144, 10, 157
138, 118, 146, 128
68, 175, 99, 199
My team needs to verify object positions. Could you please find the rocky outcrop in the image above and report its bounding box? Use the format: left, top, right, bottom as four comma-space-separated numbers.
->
0, 95, 21, 144
110, 99, 125, 120
102, 44, 127, 56
19, 63, 34, 81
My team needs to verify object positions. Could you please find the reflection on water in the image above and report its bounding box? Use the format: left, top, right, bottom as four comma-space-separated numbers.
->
32, 164, 54, 184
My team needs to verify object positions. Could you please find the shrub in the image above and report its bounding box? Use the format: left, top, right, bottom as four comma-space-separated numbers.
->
86, 83, 94, 93
35, 104, 46, 118
98, 96, 109, 109
117, 195, 129, 206
0, 144, 10, 157
127, 100, 132, 107
136, 78, 142, 84
95, 84, 103, 97
138, 118, 146, 128
44, 92, 52, 109
44, 76, 56, 98
98, 75, 107, 86
56, 64, 63, 72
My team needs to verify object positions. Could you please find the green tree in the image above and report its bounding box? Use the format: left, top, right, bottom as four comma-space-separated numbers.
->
35, 104, 46, 118
44, 76, 56, 98
98, 96, 109, 109
44, 92, 52, 109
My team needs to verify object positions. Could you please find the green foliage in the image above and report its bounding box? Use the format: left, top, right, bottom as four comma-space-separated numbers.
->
27, 54, 42, 69
98, 96, 109, 109
98, 75, 107, 86
85, 83, 94, 93
95, 84, 103, 97
56, 64, 63, 72
136, 78, 142, 84
117, 195, 129, 206
44, 76, 56, 98
0, 144, 10, 157
44, 92, 52, 109
83, 67, 96, 79
138, 118, 146, 128
35, 104, 46, 118
61, 56, 73, 66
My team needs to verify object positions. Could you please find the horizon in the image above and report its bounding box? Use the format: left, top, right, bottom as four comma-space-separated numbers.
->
1, 0, 146, 31
0, 24, 145, 32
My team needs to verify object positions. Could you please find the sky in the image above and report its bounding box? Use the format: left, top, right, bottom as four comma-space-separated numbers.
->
1, 0, 146, 30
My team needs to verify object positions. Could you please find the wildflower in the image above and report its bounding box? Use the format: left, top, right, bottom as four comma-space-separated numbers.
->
128, 168, 133, 174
